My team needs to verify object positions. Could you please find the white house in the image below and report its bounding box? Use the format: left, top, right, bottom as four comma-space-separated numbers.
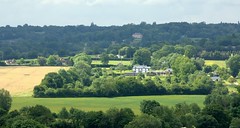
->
132, 33, 143, 39
133, 65, 151, 73
211, 76, 221, 81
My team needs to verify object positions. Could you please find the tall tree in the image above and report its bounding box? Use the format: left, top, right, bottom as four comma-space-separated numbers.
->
133, 48, 151, 65
100, 53, 110, 65
226, 55, 240, 77
0, 89, 12, 115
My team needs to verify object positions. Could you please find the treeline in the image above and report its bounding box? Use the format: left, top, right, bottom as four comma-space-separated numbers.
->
2, 87, 240, 128
33, 53, 219, 97
1, 22, 240, 59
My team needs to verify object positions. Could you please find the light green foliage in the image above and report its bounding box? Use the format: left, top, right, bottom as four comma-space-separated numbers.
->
11, 95, 205, 114
46, 55, 62, 66
184, 45, 197, 58
171, 55, 197, 82
73, 53, 92, 65
227, 55, 240, 77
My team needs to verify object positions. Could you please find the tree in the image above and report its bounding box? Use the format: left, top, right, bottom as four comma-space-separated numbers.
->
171, 55, 197, 82
202, 104, 231, 128
46, 55, 62, 66
226, 55, 240, 77
230, 118, 240, 128
11, 118, 45, 128
125, 114, 162, 128
40, 72, 63, 88
100, 53, 110, 65
106, 108, 135, 128
133, 48, 151, 65
196, 115, 219, 128
0, 89, 12, 115
73, 53, 92, 65
58, 107, 70, 119
140, 100, 160, 115
184, 45, 197, 58
37, 56, 47, 66
20, 105, 54, 126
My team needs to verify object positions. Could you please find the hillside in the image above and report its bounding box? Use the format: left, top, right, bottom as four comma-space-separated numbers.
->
1, 22, 240, 59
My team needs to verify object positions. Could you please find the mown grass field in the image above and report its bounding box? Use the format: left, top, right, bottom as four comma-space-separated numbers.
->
11, 95, 206, 114
205, 60, 226, 68
0, 66, 69, 97
92, 60, 132, 65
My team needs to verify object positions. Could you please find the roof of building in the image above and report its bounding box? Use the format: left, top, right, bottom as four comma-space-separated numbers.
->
133, 65, 151, 69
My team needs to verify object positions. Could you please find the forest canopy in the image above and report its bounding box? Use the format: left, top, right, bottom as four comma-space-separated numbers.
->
0, 22, 240, 59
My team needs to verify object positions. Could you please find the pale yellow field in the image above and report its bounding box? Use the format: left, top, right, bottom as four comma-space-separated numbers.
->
0, 66, 69, 97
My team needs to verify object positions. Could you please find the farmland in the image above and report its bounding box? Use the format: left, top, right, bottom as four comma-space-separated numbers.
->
92, 60, 132, 65
205, 60, 226, 67
11, 95, 206, 114
0, 66, 69, 97
0, 60, 226, 113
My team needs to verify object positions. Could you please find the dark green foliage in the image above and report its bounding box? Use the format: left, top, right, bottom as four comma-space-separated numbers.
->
230, 118, 240, 128
106, 108, 135, 128
1, 23, 240, 60
227, 55, 240, 77
133, 48, 151, 65
19, 105, 54, 125
11, 118, 46, 128
124, 114, 162, 128
140, 100, 160, 115
196, 115, 219, 128
40, 72, 63, 88
202, 104, 231, 128
0, 89, 12, 115
100, 53, 110, 65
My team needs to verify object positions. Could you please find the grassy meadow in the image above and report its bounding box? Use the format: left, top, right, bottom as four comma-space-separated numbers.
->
11, 95, 206, 114
0, 66, 69, 97
205, 60, 226, 68
92, 60, 132, 65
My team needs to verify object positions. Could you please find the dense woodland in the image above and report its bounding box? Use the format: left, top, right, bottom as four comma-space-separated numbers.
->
1, 22, 240, 60
2, 88, 240, 128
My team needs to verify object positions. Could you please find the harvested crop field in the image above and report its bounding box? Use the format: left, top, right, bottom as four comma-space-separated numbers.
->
0, 66, 69, 96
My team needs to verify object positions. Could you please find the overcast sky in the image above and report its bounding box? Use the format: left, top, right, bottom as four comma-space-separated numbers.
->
0, 0, 240, 26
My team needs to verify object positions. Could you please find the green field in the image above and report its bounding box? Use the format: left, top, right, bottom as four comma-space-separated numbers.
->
92, 60, 131, 65
205, 60, 226, 68
11, 95, 205, 114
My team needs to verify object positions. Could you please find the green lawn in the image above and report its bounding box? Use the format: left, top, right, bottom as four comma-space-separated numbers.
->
205, 60, 226, 68
11, 95, 205, 114
92, 60, 131, 65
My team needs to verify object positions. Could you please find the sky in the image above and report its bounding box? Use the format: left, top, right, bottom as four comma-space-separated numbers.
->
0, 0, 240, 26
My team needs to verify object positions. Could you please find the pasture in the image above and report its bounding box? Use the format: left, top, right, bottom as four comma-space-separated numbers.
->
205, 60, 226, 68
11, 95, 206, 114
92, 60, 132, 65
0, 66, 69, 97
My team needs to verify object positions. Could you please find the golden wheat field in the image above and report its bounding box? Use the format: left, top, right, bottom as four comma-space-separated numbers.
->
0, 66, 69, 97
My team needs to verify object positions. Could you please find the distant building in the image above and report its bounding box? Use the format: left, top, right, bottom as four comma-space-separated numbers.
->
211, 76, 221, 81
133, 65, 150, 73
132, 33, 143, 39
5, 59, 16, 65
165, 68, 173, 74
